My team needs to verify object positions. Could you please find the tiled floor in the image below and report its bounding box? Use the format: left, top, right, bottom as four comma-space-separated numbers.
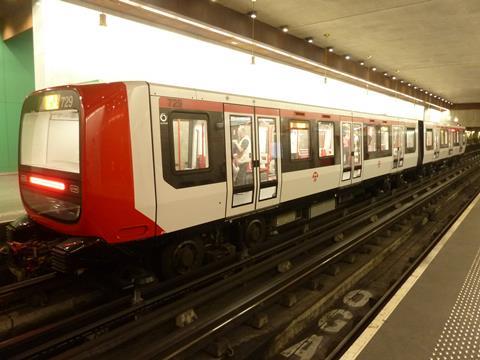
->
0, 173, 24, 222
344, 194, 480, 360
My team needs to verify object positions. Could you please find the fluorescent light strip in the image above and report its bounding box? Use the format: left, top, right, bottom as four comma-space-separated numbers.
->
118, 0, 447, 111
30, 176, 66, 191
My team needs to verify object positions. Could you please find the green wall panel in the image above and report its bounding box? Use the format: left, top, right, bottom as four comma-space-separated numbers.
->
0, 107, 7, 169
0, 29, 35, 173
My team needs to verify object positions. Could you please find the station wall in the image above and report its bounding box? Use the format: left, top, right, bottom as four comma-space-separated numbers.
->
0, 29, 35, 173
451, 110, 480, 127
33, 0, 425, 121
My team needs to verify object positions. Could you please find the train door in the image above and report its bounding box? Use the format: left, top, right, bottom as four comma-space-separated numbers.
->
340, 121, 363, 184
392, 125, 405, 168
433, 128, 440, 159
448, 129, 454, 155
254, 109, 281, 210
225, 104, 281, 217
459, 130, 464, 152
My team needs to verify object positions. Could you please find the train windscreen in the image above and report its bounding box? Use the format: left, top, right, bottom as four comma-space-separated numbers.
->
21, 109, 80, 173
19, 90, 82, 222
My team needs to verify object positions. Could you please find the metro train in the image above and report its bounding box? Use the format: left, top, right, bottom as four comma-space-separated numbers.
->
7, 81, 466, 278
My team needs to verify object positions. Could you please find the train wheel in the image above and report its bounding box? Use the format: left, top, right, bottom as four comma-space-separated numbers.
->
245, 218, 266, 246
161, 237, 205, 278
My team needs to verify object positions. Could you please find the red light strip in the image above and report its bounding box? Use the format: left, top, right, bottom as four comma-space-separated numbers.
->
30, 176, 66, 191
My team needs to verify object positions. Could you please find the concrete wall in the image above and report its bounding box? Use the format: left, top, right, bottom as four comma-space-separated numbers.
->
451, 109, 480, 127
0, 29, 35, 173
33, 0, 425, 121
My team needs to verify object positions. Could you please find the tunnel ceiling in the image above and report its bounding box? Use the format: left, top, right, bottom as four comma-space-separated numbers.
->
217, 0, 480, 104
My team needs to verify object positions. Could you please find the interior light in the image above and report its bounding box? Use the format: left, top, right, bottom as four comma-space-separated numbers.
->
392, 76, 396, 80
345, 55, 350, 60
281, 26, 289, 33
305, 37, 314, 43
99, 13, 107, 27
248, 11, 257, 19
414, 86, 418, 89
383, 72, 388, 76
359, 61, 365, 66
371, 67, 377, 71
400, 80, 404, 83
407, 83, 411, 87
30, 176, 66, 191
327, 47, 334, 53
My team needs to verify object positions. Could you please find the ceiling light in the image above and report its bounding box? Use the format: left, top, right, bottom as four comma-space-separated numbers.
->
392, 76, 396, 80
407, 83, 411, 87
371, 67, 377, 71
305, 37, 314, 43
99, 13, 107, 27
345, 55, 351, 60
359, 61, 365, 66
327, 47, 334, 53
117, 0, 449, 110
248, 11, 257, 19
400, 80, 404, 83
414, 86, 418, 89
429, 93, 432, 96
280, 25, 289, 33
383, 72, 388, 76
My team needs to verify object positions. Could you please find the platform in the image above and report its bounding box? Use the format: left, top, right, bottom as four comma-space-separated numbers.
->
343, 193, 480, 360
0, 174, 24, 223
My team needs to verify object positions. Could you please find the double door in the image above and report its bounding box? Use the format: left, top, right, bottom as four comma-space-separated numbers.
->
225, 105, 281, 217
433, 128, 440, 159
341, 121, 363, 184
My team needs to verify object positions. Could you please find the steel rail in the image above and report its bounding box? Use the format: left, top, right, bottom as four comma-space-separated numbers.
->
131, 160, 480, 360
324, 173, 480, 360
2, 153, 479, 359
0, 272, 57, 298
49, 158, 480, 360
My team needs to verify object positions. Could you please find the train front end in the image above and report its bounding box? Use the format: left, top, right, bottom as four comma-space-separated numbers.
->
5, 83, 159, 277
19, 89, 82, 224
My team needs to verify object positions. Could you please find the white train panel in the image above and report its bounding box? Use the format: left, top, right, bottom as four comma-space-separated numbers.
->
281, 165, 341, 203
126, 82, 157, 222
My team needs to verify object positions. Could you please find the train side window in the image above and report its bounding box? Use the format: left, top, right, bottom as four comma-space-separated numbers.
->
440, 128, 448, 148
426, 129, 434, 150
366, 125, 377, 153
453, 130, 460, 146
172, 116, 209, 171
380, 126, 390, 151
405, 127, 416, 153
290, 120, 310, 160
318, 121, 334, 158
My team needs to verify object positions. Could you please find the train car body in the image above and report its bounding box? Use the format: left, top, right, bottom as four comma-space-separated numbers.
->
13, 81, 466, 275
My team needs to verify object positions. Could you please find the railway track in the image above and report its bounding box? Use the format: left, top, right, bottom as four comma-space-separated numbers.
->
1, 152, 477, 359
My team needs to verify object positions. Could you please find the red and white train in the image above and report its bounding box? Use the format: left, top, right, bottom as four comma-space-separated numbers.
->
11, 81, 465, 276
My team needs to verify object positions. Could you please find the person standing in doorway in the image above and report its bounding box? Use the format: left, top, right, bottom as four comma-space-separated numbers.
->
233, 126, 251, 185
